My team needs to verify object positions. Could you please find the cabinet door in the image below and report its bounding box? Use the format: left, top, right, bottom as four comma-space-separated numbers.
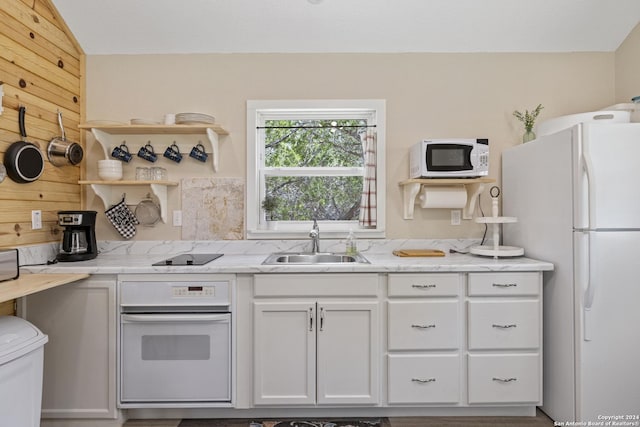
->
316, 301, 379, 405
21, 277, 117, 419
253, 301, 316, 405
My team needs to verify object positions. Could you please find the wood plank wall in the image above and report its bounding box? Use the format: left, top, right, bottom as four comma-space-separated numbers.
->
0, 0, 84, 315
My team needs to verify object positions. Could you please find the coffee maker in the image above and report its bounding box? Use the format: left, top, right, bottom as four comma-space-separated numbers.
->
56, 211, 98, 262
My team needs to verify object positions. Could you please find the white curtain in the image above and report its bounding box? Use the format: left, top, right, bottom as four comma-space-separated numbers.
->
359, 129, 377, 228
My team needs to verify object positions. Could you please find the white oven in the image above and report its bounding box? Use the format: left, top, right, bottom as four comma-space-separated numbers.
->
118, 274, 233, 407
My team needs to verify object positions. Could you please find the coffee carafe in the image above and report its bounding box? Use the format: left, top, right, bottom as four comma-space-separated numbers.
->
56, 211, 98, 262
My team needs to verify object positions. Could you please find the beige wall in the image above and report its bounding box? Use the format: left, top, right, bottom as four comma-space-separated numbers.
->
615, 23, 640, 103
85, 52, 615, 240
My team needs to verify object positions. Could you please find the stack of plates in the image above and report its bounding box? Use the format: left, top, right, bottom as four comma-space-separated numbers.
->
175, 112, 215, 125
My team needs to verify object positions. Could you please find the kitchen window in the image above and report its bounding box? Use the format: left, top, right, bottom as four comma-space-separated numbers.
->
246, 100, 386, 239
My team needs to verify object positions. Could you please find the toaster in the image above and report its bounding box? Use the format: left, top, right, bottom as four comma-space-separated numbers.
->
0, 249, 19, 282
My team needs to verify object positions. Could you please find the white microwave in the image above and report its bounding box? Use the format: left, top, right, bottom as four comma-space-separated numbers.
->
409, 138, 489, 178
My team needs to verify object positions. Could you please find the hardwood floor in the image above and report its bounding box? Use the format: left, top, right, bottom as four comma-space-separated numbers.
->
124, 408, 555, 427
388, 408, 554, 426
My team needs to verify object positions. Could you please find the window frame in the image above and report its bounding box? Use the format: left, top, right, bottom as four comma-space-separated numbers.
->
246, 99, 386, 239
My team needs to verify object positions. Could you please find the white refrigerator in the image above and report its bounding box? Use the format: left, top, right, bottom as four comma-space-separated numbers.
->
502, 123, 640, 423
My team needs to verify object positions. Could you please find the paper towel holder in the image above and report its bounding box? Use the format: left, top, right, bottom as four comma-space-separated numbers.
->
399, 178, 495, 220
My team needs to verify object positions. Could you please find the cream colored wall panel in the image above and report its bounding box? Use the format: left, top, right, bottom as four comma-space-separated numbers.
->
615, 23, 640, 103
85, 52, 614, 239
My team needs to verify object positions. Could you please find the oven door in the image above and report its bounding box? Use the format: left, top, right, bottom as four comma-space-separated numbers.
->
120, 313, 231, 403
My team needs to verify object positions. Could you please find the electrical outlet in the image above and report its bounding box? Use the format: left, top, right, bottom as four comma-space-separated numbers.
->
31, 210, 42, 229
450, 209, 461, 226
173, 210, 182, 226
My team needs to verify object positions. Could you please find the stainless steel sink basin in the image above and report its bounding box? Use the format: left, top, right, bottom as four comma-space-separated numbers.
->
262, 252, 369, 265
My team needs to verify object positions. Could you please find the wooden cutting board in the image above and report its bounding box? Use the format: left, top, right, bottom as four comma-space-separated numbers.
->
392, 249, 446, 257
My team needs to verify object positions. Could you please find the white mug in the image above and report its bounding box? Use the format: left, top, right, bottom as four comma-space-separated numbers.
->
164, 114, 176, 125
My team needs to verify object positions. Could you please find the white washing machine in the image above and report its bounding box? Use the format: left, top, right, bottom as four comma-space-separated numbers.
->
0, 316, 48, 427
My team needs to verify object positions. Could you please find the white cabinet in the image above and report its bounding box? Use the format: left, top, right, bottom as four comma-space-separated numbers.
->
253, 301, 316, 405
388, 354, 460, 404
466, 272, 542, 405
252, 274, 380, 406
19, 276, 118, 419
387, 271, 542, 408
388, 301, 459, 350
386, 273, 463, 405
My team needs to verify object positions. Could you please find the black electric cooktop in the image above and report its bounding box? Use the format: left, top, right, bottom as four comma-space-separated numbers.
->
152, 253, 224, 266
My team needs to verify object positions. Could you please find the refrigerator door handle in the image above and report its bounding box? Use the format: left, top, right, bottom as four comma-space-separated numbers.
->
583, 232, 595, 341
581, 149, 596, 229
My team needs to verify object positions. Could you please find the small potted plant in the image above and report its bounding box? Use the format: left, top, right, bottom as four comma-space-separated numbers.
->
261, 195, 278, 229
513, 104, 544, 143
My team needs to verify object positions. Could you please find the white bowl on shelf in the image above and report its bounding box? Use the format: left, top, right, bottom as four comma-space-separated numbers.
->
98, 159, 123, 169
98, 169, 123, 181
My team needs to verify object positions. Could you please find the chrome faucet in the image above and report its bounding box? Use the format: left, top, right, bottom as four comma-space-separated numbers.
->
309, 219, 320, 253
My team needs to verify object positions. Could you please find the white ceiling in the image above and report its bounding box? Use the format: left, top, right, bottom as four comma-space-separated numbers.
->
51, 0, 640, 55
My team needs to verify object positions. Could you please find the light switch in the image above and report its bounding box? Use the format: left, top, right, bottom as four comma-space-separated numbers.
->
451, 209, 461, 226
173, 210, 182, 226
31, 210, 42, 229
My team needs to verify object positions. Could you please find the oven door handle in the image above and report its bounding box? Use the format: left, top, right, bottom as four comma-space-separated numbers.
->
121, 313, 230, 323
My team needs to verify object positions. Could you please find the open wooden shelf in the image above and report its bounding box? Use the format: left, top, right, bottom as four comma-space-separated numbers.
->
79, 123, 229, 172
79, 180, 178, 223
399, 177, 496, 220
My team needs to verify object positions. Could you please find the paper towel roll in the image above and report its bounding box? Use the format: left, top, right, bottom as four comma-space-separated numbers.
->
418, 186, 467, 208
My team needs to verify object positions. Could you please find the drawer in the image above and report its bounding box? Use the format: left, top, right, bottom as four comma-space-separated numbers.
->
254, 274, 379, 297
388, 273, 460, 297
388, 301, 459, 350
468, 300, 540, 350
467, 354, 540, 404
468, 273, 540, 296
388, 354, 460, 404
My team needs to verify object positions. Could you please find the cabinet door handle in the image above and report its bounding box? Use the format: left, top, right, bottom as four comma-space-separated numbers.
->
492, 377, 517, 383
492, 283, 517, 288
492, 324, 517, 329
309, 307, 314, 332
319, 306, 325, 331
412, 284, 436, 289
411, 324, 436, 329
411, 378, 436, 383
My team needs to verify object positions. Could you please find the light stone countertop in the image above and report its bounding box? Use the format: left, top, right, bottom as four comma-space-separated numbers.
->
18, 239, 554, 274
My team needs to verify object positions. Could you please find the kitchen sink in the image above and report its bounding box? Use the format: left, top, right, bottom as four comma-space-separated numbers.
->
262, 252, 369, 265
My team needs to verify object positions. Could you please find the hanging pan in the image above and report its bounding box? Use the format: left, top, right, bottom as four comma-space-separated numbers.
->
3, 106, 45, 183
47, 110, 83, 166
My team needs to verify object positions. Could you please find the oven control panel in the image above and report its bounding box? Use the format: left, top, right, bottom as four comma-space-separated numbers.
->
119, 276, 231, 307
172, 286, 215, 297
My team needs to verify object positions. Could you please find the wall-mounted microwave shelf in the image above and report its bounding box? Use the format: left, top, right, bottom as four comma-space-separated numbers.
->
78, 180, 178, 223
78, 124, 230, 172
399, 177, 495, 220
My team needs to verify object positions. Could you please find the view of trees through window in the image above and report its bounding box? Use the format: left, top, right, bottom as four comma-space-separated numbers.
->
263, 119, 366, 221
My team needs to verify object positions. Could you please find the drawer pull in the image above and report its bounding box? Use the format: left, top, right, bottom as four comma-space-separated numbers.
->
411, 378, 436, 384
492, 377, 517, 383
412, 284, 437, 289
492, 323, 517, 329
492, 283, 517, 288
411, 324, 436, 329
